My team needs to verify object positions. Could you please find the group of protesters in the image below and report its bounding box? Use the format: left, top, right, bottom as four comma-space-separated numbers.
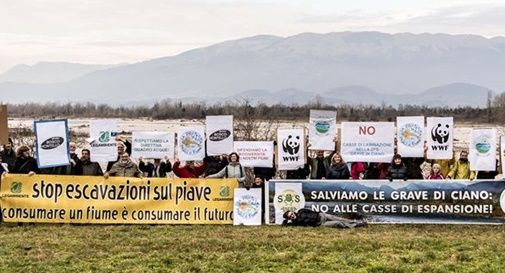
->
1, 134, 502, 187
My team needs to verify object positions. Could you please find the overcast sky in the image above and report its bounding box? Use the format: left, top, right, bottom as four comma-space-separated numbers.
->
1, 0, 505, 73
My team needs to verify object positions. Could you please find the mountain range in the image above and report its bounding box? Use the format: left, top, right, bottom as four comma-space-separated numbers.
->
0, 31, 503, 107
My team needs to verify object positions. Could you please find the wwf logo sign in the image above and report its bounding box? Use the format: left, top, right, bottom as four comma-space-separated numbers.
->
431, 123, 450, 144
282, 135, 301, 155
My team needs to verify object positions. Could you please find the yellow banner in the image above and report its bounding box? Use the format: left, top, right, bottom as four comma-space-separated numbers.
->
0, 174, 237, 224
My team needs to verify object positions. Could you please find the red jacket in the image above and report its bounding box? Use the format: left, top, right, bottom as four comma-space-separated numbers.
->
351, 162, 366, 180
173, 161, 208, 178
428, 173, 445, 180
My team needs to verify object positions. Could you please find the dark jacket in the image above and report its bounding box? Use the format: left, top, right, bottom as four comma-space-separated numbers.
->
327, 163, 350, 180
203, 156, 228, 177
286, 163, 310, 179
282, 209, 321, 227
12, 156, 39, 174
308, 156, 332, 179
403, 158, 424, 180
81, 160, 104, 176
387, 164, 408, 181
0, 149, 17, 171
254, 166, 276, 181
139, 161, 172, 178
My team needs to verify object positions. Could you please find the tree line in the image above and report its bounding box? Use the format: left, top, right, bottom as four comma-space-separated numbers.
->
4, 94, 505, 124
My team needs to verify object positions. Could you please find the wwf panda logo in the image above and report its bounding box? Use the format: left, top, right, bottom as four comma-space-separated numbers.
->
282, 135, 300, 155
431, 123, 450, 144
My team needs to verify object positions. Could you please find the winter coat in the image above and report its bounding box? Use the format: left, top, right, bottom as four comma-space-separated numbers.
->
386, 164, 408, 181
403, 158, 424, 179
282, 209, 321, 227
286, 164, 310, 179
327, 163, 350, 180
172, 161, 208, 178
308, 156, 331, 179
204, 156, 228, 177
447, 160, 475, 180
208, 162, 246, 185
108, 160, 142, 177
350, 162, 366, 180
254, 166, 276, 181
0, 149, 17, 171
428, 173, 445, 180
12, 157, 39, 174
81, 160, 104, 176
139, 161, 171, 177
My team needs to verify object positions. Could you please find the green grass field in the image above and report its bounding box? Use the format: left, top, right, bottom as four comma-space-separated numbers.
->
1, 224, 505, 273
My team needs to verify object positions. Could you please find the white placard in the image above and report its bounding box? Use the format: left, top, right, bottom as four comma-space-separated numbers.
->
34, 119, 70, 168
469, 128, 497, 171
273, 183, 305, 224
309, 110, 337, 151
206, 115, 234, 156
277, 128, 305, 170
89, 119, 118, 162
397, 116, 425, 158
426, 117, 454, 160
177, 127, 206, 161
233, 188, 262, 226
234, 141, 274, 168
340, 122, 395, 163
131, 131, 174, 159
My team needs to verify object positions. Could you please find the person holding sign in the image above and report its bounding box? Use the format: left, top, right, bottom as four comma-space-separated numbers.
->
172, 160, 208, 178
104, 152, 142, 178
447, 150, 475, 180
327, 153, 350, 180
207, 152, 246, 187
80, 149, 103, 176
139, 158, 172, 178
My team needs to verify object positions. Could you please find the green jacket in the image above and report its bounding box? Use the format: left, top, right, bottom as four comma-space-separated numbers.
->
308, 156, 331, 179
108, 160, 142, 178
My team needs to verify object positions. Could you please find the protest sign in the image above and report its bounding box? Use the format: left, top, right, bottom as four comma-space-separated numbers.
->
397, 116, 424, 157
469, 128, 497, 171
131, 131, 174, 159
234, 141, 273, 168
277, 128, 305, 170
34, 119, 70, 168
233, 188, 262, 226
267, 180, 505, 225
341, 122, 395, 163
89, 119, 117, 162
309, 110, 336, 151
0, 174, 237, 224
206, 115, 234, 156
177, 127, 206, 161
427, 117, 454, 159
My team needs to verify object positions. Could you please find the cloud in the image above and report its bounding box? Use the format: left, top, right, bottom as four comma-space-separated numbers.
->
390, 5, 505, 36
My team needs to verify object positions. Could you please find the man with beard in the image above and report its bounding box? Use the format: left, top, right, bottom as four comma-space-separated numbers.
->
80, 149, 103, 176
104, 152, 142, 178
447, 150, 475, 180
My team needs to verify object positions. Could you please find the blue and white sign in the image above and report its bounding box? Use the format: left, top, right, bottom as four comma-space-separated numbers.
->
233, 188, 262, 226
